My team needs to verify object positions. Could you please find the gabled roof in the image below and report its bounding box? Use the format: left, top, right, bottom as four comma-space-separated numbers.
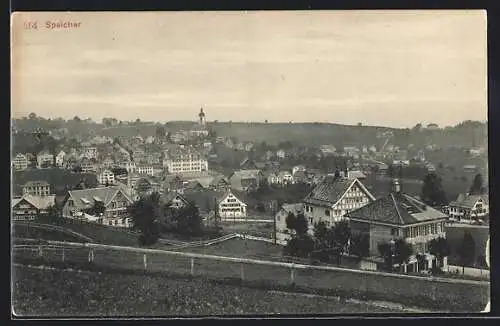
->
303, 177, 356, 207
348, 193, 448, 226
65, 186, 132, 210
450, 193, 489, 209
230, 169, 262, 180
217, 189, 247, 206
23, 180, 50, 187
280, 203, 304, 216
160, 191, 190, 206
12, 195, 56, 210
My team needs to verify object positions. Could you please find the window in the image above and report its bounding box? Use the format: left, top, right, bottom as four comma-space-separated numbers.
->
391, 228, 397, 236
68, 200, 74, 207
325, 210, 330, 216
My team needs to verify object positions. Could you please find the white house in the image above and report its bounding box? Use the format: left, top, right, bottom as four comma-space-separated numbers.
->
98, 169, 116, 186
13, 153, 28, 171
292, 165, 306, 176
36, 151, 54, 169
448, 193, 489, 222
279, 171, 294, 185
83, 146, 99, 160
55, 150, 66, 167
276, 149, 286, 159
137, 165, 154, 176
217, 190, 247, 219
303, 175, 376, 232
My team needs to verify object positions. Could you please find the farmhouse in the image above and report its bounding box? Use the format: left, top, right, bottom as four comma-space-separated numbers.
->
274, 203, 304, 242
161, 191, 191, 209
55, 150, 66, 167
61, 186, 134, 226
347, 179, 449, 272
448, 193, 489, 222
36, 151, 54, 169
217, 189, 248, 219
13, 153, 28, 171
12, 195, 56, 221
98, 169, 116, 186
303, 174, 375, 230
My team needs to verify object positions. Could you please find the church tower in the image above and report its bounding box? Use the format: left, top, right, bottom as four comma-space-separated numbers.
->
198, 107, 206, 125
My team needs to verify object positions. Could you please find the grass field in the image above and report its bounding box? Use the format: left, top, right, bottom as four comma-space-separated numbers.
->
177, 238, 283, 260
12, 224, 87, 243
12, 239, 489, 312
12, 265, 405, 316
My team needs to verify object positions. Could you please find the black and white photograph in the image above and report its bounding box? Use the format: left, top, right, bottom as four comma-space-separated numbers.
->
10, 10, 490, 316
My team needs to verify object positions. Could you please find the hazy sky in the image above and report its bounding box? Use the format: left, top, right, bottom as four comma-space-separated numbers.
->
11, 10, 487, 128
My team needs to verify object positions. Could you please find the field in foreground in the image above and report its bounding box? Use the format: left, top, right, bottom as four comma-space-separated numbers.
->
12, 265, 405, 316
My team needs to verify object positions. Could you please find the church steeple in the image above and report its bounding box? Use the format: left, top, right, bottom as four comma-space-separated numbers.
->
198, 107, 206, 125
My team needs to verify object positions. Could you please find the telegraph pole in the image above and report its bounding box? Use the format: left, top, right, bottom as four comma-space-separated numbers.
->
272, 200, 278, 245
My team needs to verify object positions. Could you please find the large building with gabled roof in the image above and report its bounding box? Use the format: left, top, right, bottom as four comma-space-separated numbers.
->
61, 186, 134, 225
347, 179, 448, 272
303, 174, 375, 229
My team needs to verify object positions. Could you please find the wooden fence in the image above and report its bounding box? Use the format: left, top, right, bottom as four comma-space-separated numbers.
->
12, 239, 489, 312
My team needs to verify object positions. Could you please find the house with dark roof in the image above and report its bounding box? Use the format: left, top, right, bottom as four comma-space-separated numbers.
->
229, 169, 264, 191
12, 195, 56, 221
347, 179, 448, 272
160, 192, 191, 210
275, 203, 304, 243
448, 193, 489, 222
61, 186, 133, 227
303, 175, 375, 230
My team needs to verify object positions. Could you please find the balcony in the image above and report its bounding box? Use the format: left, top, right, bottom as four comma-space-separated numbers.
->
405, 232, 446, 245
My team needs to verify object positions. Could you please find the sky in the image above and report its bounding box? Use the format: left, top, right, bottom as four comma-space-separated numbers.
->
11, 10, 487, 128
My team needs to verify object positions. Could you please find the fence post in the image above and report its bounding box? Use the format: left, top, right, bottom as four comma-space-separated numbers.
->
240, 263, 245, 281
190, 257, 195, 276
290, 263, 296, 284
61, 246, 65, 262
143, 253, 148, 270
88, 249, 94, 263
38, 245, 43, 258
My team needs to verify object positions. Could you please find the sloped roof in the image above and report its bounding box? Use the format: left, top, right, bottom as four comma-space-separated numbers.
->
160, 192, 190, 206
303, 176, 354, 206
23, 180, 50, 187
450, 193, 489, 209
348, 193, 448, 226
230, 169, 261, 180
281, 203, 304, 216
348, 170, 366, 179
12, 195, 56, 210
66, 186, 132, 210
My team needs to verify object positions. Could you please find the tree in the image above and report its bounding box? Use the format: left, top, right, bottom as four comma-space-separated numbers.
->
86, 200, 106, 216
45, 203, 63, 225
469, 173, 485, 195
28, 112, 37, 120
294, 213, 309, 235
168, 203, 204, 236
73, 116, 81, 122
313, 221, 329, 249
127, 193, 161, 246
285, 212, 296, 231
332, 220, 351, 254
421, 173, 447, 207
458, 231, 476, 274
349, 233, 370, 259
393, 238, 413, 267
378, 242, 393, 271
428, 237, 451, 269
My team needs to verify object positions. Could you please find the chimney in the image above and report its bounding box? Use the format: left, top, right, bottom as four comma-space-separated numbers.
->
392, 178, 401, 194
